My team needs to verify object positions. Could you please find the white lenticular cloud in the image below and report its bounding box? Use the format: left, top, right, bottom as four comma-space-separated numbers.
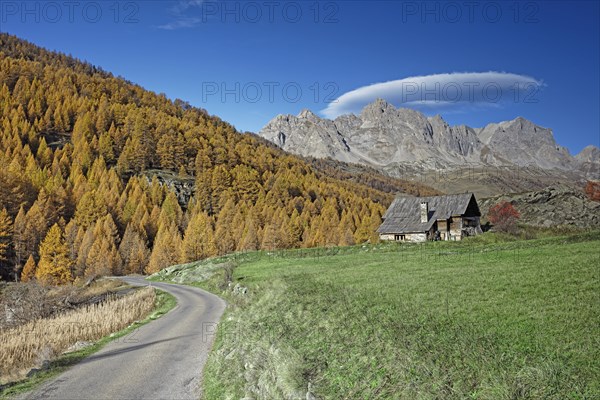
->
158, 0, 205, 30
321, 72, 544, 119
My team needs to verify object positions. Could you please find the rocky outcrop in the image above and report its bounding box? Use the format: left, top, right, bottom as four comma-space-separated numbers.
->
479, 185, 600, 228
143, 170, 195, 208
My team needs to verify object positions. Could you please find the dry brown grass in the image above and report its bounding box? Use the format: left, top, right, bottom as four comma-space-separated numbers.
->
0, 287, 155, 384
0, 279, 134, 331
69, 277, 129, 297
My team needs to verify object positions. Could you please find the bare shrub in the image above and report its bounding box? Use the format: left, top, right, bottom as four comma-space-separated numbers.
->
0, 279, 131, 330
0, 282, 51, 329
221, 261, 237, 290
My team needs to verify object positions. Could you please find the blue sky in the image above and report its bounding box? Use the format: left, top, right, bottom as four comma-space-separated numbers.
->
1, 0, 598, 154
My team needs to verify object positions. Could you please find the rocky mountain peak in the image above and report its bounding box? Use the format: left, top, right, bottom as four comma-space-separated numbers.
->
360, 98, 395, 120
297, 109, 319, 120
479, 117, 552, 144
371, 97, 393, 110
576, 145, 600, 163
502, 116, 541, 132
428, 114, 448, 128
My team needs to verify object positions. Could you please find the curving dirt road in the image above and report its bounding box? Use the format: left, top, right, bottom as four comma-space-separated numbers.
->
23, 277, 226, 400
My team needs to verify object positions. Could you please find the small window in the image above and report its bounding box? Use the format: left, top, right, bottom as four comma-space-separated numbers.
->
394, 234, 405, 241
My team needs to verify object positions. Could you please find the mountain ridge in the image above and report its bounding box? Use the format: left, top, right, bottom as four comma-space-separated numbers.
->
259, 99, 599, 195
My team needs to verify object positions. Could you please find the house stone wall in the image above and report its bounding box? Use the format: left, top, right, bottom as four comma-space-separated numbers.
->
449, 217, 463, 240
379, 234, 396, 241
407, 233, 427, 242
379, 233, 427, 242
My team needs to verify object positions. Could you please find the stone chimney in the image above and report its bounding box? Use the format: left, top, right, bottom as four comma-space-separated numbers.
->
420, 202, 429, 223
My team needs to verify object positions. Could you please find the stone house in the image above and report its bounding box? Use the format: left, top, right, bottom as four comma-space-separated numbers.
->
378, 193, 482, 242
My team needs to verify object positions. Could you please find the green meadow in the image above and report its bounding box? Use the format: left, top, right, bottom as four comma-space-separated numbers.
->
153, 231, 600, 399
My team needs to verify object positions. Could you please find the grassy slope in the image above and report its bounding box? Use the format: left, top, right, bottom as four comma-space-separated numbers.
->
157, 231, 600, 399
0, 289, 176, 399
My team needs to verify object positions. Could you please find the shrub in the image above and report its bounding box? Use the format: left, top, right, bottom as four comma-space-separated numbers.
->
221, 261, 237, 290
488, 201, 520, 234
585, 180, 600, 202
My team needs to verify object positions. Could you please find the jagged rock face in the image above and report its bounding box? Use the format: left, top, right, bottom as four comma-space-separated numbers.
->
259, 99, 597, 178
260, 111, 351, 161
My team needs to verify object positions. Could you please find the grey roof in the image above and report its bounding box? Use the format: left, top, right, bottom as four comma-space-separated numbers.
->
378, 193, 478, 234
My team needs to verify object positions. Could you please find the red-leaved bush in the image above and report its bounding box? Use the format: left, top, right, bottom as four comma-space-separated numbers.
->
585, 181, 600, 202
488, 201, 520, 233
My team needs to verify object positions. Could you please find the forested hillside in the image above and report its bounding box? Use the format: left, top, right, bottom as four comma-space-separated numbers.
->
0, 33, 435, 283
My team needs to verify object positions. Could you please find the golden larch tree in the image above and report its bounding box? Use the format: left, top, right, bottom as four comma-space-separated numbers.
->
12, 205, 27, 277
74, 191, 107, 230
35, 224, 73, 285
238, 216, 260, 251
20, 254, 37, 282
181, 211, 216, 262
119, 223, 151, 274
85, 215, 122, 277
75, 227, 94, 277
0, 208, 12, 264
147, 221, 182, 274
214, 198, 237, 254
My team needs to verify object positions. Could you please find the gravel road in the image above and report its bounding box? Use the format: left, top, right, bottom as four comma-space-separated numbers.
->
23, 277, 226, 400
